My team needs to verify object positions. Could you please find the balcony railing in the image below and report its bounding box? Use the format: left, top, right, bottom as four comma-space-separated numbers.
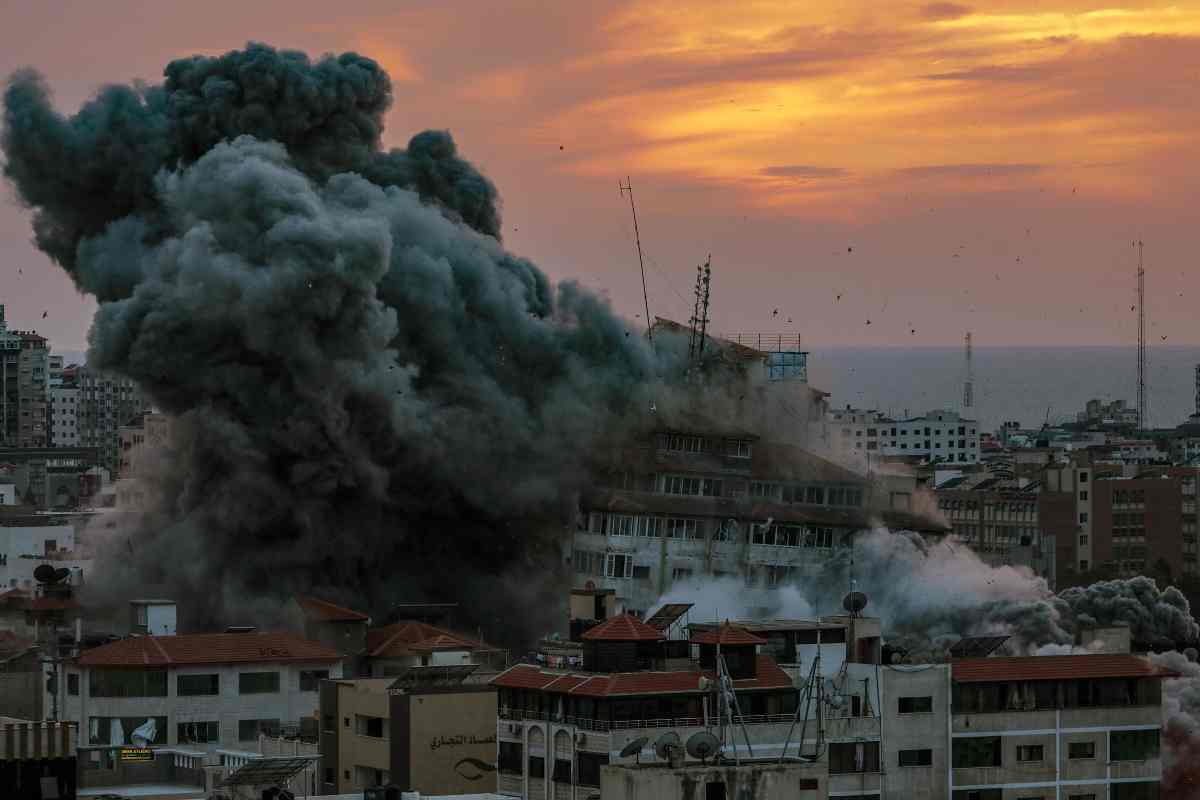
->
499, 709, 842, 732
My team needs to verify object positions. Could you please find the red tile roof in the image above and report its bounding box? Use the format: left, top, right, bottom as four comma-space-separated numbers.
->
580, 614, 665, 642
952, 654, 1179, 683
691, 623, 767, 646
409, 633, 476, 652
294, 595, 369, 622
24, 596, 81, 612
366, 621, 488, 658
76, 632, 341, 667
492, 655, 792, 697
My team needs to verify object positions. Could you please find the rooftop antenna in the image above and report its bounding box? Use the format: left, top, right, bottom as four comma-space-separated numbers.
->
687, 256, 713, 363
1135, 240, 1146, 430
962, 332, 974, 411
619, 178, 653, 343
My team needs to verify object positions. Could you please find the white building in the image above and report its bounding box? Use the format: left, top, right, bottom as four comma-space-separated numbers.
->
50, 386, 80, 447
826, 407, 980, 467
63, 631, 343, 754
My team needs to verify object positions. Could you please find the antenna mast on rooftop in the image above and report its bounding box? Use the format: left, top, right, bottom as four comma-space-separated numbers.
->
619, 178, 653, 343
962, 331, 974, 411
688, 256, 712, 362
1136, 240, 1146, 430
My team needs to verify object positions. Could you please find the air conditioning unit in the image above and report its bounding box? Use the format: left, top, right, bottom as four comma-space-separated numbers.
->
576, 732, 587, 746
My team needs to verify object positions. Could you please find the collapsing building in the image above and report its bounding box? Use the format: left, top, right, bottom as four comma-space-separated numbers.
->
571, 333, 947, 615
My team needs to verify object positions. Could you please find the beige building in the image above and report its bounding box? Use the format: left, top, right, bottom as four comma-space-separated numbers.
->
320, 673, 498, 796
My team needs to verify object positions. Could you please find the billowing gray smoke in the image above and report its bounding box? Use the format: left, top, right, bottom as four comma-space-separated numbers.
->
2, 43, 689, 641
821, 530, 1200, 656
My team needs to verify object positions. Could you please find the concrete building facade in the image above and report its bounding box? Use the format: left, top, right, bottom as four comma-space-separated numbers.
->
50, 385, 80, 447
573, 425, 944, 616
825, 407, 981, 468
936, 477, 1055, 585
319, 674, 498, 796
62, 631, 342, 753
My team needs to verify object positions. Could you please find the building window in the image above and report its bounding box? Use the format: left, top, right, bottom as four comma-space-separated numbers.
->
553, 758, 572, 783
238, 671, 280, 694
1068, 741, 1096, 759
528, 755, 545, 779
1067, 795, 1096, 800
1111, 786, 1159, 800
671, 567, 694, 582
605, 553, 633, 578
1080, 471, 1089, 482
177, 721, 219, 744
300, 670, 329, 692
355, 715, 385, 738
726, 440, 752, 458
67, 673, 79, 696
1079, 512, 1089, 524
238, 719, 281, 741
898, 696, 933, 714
88, 716, 168, 745
1079, 535, 1089, 545
498, 742, 523, 775
1080, 490, 1088, 500
952, 737, 1002, 768
898, 748, 932, 767
829, 741, 880, 773
89, 669, 168, 698
1110, 729, 1159, 761
1016, 744, 1044, 762
576, 752, 608, 787
177, 673, 219, 696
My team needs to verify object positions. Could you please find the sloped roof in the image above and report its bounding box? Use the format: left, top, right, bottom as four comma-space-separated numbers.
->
580, 613, 665, 642
492, 655, 791, 697
409, 633, 477, 653
952, 654, 1178, 683
77, 632, 341, 667
691, 623, 767, 646
294, 595, 369, 623
366, 621, 488, 658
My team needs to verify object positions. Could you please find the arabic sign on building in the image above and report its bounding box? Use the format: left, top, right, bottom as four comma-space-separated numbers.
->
119, 747, 153, 762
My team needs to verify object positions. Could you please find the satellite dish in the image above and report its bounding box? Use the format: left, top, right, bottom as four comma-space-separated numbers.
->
33, 564, 59, 584
686, 731, 720, 764
842, 591, 869, 616
653, 732, 682, 761
619, 736, 649, 761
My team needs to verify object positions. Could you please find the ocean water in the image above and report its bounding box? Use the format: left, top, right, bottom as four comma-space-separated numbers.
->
807, 346, 1200, 433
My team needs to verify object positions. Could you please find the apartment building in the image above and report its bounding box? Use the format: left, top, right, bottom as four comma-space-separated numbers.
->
492, 612, 885, 800
50, 385, 80, 446
63, 366, 149, 478
574, 424, 945, 615
62, 631, 342, 755
948, 654, 1172, 799
826, 407, 981, 468
320, 671, 497, 796
936, 476, 1055, 585
1045, 459, 1199, 587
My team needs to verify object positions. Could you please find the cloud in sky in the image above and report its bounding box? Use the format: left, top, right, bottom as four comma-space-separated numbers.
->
2, 1, 1199, 348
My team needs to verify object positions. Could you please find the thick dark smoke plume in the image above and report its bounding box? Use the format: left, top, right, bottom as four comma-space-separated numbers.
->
2, 43, 693, 642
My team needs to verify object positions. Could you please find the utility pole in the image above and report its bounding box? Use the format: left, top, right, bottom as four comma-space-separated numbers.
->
1136, 240, 1146, 431
619, 178, 653, 343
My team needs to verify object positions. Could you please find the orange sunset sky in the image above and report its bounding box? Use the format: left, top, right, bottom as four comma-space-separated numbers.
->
1, 0, 1198, 348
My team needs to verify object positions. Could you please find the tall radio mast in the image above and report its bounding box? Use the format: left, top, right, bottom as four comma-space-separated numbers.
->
1136, 240, 1146, 430
962, 332, 974, 411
